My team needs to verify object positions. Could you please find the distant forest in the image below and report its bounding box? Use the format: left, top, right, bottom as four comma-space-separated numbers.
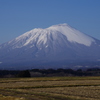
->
0, 68, 100, 78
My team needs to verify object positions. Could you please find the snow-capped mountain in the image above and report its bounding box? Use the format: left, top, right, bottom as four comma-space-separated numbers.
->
0, 23, 100, 69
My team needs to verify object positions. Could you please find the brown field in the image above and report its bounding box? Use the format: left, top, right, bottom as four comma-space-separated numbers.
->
0, 77, 100, 100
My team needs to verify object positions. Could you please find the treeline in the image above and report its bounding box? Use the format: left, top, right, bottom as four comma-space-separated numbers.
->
30, 68, 100, 77
0, 68, 100, 78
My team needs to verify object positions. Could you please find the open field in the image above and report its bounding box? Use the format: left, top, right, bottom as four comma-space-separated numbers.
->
0, 77, 100, 100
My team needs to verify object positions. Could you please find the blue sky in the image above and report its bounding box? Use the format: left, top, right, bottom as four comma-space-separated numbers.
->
0, 0, 100, 44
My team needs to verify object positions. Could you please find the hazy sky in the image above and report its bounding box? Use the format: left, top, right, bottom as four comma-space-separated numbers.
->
0, 0, 100, 44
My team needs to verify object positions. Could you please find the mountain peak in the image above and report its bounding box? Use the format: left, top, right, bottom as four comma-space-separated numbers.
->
47, 23, 69, 29
8, 23, 95, 48
47, 23, 95, 46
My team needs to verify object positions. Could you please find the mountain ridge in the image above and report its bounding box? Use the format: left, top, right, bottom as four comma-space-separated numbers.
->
0, 23, 100, 69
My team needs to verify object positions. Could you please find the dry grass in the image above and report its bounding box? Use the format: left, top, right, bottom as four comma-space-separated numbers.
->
0, 76, 100, 100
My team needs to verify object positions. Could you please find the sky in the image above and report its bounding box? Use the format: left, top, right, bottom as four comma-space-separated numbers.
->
0, 0, 100, 44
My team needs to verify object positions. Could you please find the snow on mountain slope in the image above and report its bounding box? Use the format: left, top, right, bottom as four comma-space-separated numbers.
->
48, 24, 95, 46
7, 23, 95, 49
0, 23, 100, 69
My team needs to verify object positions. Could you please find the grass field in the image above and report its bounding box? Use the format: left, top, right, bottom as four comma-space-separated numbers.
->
0, 76, 100, 100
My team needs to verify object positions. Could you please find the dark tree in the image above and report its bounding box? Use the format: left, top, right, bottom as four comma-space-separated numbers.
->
17, 70, 31, 77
